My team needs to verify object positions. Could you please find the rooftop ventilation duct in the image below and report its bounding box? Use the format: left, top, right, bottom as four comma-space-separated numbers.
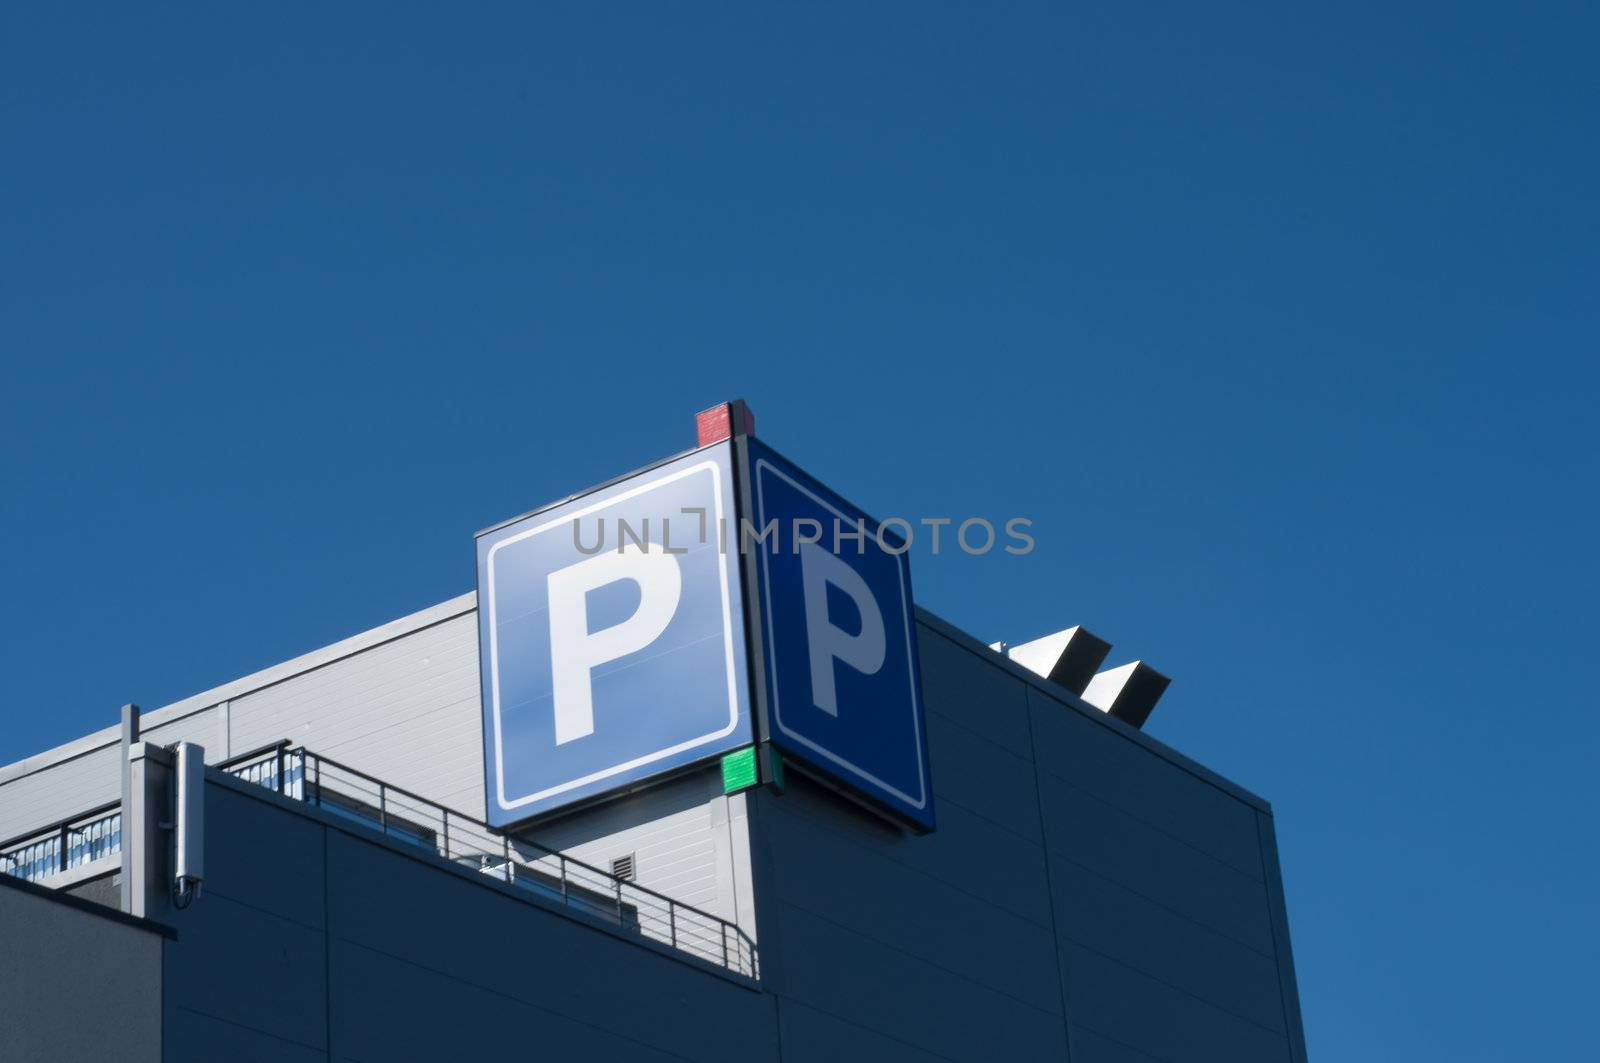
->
992, 626, 1170, 729
1081, 662, 1170, 730
991, 627, 1111, 696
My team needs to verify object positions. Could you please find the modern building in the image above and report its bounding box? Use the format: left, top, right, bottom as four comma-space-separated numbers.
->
0, 403, 1308, 1062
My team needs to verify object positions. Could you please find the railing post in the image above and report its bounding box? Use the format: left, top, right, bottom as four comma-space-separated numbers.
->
721, 923, 729, 969
441, 810, 450, 860
503, 834, 512, 884
379, 783, 388, 834
275, 744, 284, 795
615, 874, 623, 923
313, 756, 321, 807
560, 855, 569, 901
669, 903, 677, 949
57, 822, 69, 873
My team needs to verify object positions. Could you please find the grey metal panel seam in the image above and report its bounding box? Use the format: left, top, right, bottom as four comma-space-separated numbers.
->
1035, 763, 1267, 885
1062, 934, 1293, 1040
1021, 665, 1078, 1062
771, 896, 1060, 1019
1049, 848, 1276, 960
761, 797, 1049, 931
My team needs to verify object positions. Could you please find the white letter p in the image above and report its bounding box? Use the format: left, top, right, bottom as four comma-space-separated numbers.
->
547, 543, 682, 745
799, 541, 886, 716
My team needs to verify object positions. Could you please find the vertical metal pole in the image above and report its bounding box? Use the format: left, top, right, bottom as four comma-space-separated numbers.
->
57, 822, 69, 873
313, 756, 322, 807
560, 855, 569, 901
275, 744, 284, 795
441, 810, 450, 860
118, 703, 140, 912
669, 903, 677, 949
379, 783, 388, 833
721, 923, 729, 969
502, 834, 512, 884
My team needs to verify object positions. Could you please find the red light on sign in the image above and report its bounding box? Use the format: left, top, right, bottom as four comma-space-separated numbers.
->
695, 400, 757, 446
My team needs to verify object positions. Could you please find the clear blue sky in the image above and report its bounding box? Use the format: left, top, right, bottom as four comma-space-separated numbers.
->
3, 4, 1595, 1058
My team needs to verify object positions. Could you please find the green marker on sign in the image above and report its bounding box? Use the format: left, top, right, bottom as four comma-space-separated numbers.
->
721, 746, 757, 793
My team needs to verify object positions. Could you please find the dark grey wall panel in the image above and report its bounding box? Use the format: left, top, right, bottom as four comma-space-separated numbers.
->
166, 1007, 325, 1063
769, 784, 1054, 930
1064, 943, 1292, 1063
1052, 858, 1285, 1033
330, 938, 694, 1063
764, 794, 1059, 1013
1069, 1024, 1190, 1063
1036, 768, 1276, 956
773, 900, 1070, 1062
917, 626, 1035, 760
1257, 811, 1310, 1063
152, 776, 777, 1063
1028, 688, 1263, 878
199, 783, 328, 930
778, 999, 955, 1063
769, 779, 1053, 929
165, 892, 328, 1050
322, 827, 775, 1063
0, 878, 163, 1063
925, 707, 1042, 842
159, 788, 329, 1055
755, 617, 1306, 1063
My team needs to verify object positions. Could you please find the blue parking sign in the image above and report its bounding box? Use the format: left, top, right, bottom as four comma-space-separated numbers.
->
477, 444, 752, 828
744, 439, 933, 831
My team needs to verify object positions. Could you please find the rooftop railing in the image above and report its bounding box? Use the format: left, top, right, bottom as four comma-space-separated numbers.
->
219, 742, 758, 980
0, 803, 122, 885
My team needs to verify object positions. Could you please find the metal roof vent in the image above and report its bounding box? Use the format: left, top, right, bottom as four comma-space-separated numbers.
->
993, 626, 1111, 696
1082, 662, 1171, 730
993, 626, 1170, 729
611, 853, 636, 882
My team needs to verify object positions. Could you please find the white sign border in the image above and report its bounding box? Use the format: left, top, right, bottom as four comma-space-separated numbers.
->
753, 457, 929, 813
484, 459, 742, 816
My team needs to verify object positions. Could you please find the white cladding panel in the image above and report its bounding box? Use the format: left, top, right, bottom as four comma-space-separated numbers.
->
228, 612, 484, 814
0, 744, 120, 843
141, 707, 222, 759
516, 769, 732, 919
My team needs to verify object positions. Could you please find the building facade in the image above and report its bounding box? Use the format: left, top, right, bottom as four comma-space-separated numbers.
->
0, 407, 1308, 1062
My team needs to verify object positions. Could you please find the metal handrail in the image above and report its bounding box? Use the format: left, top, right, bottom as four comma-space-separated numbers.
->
0, 800, 119, 854
0, 801, 123, 884
214, 740, 294, 773
0, 743, 290, 884
224, 744, 758, 979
